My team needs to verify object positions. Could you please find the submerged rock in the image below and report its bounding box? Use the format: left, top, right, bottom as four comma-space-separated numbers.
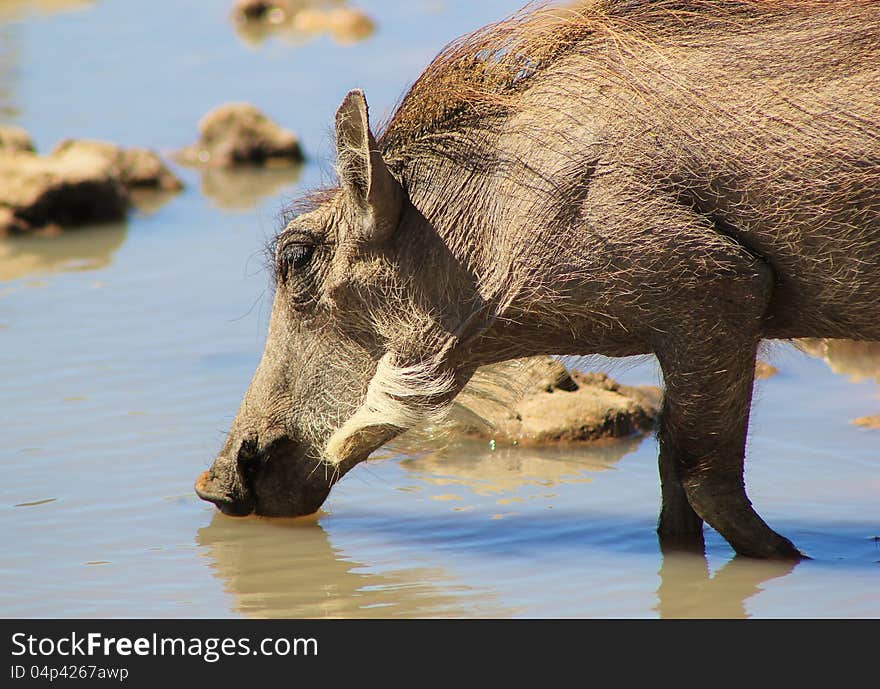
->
175, 103, 304, 168
453, 357, 661, 445
0, 133, 182, 236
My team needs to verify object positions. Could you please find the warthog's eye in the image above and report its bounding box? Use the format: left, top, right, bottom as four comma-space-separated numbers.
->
274, 234, 323, 310
278, 242, 316, 282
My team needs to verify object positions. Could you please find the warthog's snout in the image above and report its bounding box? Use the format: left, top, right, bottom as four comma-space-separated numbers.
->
195, 468, 254, 517
196, 435, 337, 518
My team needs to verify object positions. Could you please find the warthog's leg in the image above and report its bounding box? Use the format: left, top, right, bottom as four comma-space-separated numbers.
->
657, 427, 704, 548
653, 286, 804, 560
581, 172, 804, 558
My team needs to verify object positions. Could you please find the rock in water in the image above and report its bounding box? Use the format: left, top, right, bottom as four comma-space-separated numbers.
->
1, 135, 182, 236
0, 147, 128, 236
0, 125, 35, 153
52, 139, 183, 192
453, 357, 661, 445
175, 103, 304, 168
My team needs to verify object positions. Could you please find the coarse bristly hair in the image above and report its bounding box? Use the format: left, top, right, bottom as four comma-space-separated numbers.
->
289, 0, 879, 464
379, 0, 879, 329
378, 0, 856, 154
323, 353, 457, 459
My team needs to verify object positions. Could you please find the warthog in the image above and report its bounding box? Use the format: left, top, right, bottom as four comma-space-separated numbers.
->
196, 0, 880, 559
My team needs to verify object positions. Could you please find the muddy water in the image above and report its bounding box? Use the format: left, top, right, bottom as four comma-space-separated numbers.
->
1, 1, 877, 619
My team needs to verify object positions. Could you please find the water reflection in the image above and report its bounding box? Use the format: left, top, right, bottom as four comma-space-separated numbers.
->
198, 164, 302, 211
0, 220, 126, 282
195, 512, 492, 618
399, 436, 643, 496
196, 438, 646, 619
405, 440, 799, 619
655, 549, 797, 619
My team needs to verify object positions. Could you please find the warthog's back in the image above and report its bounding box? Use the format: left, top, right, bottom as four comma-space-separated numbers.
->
385, 0, 880, 339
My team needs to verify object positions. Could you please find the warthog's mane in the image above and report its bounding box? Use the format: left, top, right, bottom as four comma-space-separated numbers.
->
375, 0, 879, 325
378, 0, 857, 162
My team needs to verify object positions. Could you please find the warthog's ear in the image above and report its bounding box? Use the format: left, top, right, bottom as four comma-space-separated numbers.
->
335, 89, 403, 243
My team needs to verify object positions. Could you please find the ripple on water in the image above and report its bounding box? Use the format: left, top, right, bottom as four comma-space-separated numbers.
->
13, 498, 57, 508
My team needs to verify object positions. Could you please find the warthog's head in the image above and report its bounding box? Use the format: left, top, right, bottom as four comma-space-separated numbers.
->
196, 90, 491, 517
